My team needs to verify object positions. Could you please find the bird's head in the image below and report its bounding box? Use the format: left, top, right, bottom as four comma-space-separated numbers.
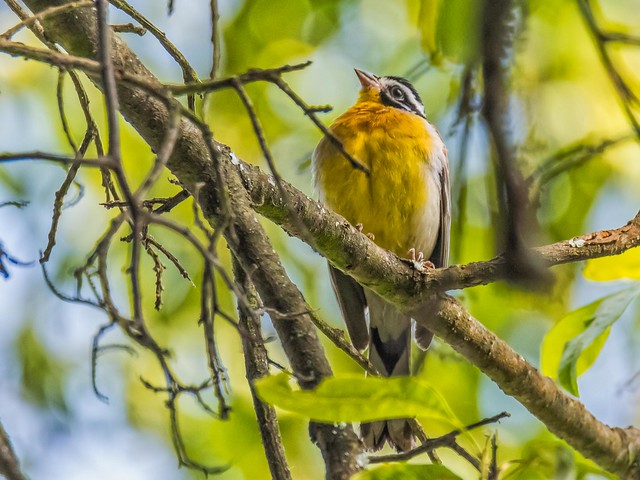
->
354, 68, 426, 119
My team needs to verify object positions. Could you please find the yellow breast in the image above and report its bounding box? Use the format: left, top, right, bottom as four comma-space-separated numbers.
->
313, 101, 435, 255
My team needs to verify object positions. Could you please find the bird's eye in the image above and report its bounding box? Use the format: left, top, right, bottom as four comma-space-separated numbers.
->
390, 86, 405, 99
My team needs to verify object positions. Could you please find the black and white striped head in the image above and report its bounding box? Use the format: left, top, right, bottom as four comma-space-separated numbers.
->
354, 69, 426, 119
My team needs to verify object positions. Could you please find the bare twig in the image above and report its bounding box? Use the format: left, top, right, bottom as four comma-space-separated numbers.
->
0, 201, 28, 209
0, 420, 27, 480
167, 62, 312, 95
209, 0, 221, 80
451, 67, 479, 262
527, 133, 635, 204
91, 322, 117, 402
488, 433, 499, 480
231, 78, 316, 248
111, 23, 146, 35
0, 242, 31, 279
144, 235, 191, 281
56, 70, 78, 153
578, 0, 640, 139
268, 74, 369, 174
602, 31, 640, 46
0, 151, 109, 167
108, 0, 199, 110
41, 131, 94, 262
200, 255, 231, 419
151, 189, 190, 214
370, 412, 509, 464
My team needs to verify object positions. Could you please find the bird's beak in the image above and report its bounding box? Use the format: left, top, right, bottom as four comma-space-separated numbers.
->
354, 68, 380, 90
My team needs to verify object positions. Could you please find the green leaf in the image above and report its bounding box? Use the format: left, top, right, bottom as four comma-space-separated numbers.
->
352, 464, 462, 480
541, 313, 610, 386
541, 284, 640, 396
254, 373, 457, 425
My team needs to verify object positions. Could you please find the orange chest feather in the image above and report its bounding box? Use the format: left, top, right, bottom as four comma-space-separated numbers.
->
314, 102, 436, 254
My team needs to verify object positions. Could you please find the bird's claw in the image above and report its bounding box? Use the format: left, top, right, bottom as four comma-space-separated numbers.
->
356, 223, 375, 241
407, 248, 435, 272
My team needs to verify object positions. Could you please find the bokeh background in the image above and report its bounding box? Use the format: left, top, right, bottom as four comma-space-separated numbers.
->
1, 0, 640, 478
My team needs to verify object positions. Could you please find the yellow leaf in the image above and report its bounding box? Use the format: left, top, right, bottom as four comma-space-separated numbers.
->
584, 247, 640, 281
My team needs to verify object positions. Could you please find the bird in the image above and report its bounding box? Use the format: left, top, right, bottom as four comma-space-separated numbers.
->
312, 68, 450, 452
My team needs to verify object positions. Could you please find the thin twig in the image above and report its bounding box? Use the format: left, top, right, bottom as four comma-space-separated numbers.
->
527, 133, 635, 204
111, 22, 146, 35
0, 151, 109, 167
0, 242, 31, 279
577, 0, 640, 139
41, 131, 93, 262
268, 74, 370, 175
108, 0, 198, 110
56, 69, 78, 154
209, 0, 220, 80
0, 420, 27, 480
232, 257, 293, 480
1, 1, 94, 39
488, 433, 499, 480
168, 62, 313, 95
91, 322, 117, 402
602, 31, 640, 46
231, 79, 316, 247
369, 412, 510, 464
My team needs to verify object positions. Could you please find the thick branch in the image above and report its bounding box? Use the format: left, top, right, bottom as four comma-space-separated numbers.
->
417, 295, 640, 478
237, 160, 640, 300
232, 258, 292, 480
218, 156, 361, 478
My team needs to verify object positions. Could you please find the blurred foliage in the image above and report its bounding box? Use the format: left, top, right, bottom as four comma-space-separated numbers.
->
16, 323, 68, 413
353, 463, 462, 479
1, 0, 640, 479
500, 437, 617, 480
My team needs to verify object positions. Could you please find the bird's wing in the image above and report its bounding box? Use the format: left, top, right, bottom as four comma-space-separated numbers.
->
428, 158, 451, 269
416, 149, 451, 351
328, 264, 369, 352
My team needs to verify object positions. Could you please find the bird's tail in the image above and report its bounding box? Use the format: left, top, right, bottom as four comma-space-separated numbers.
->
361, 291, 415, 452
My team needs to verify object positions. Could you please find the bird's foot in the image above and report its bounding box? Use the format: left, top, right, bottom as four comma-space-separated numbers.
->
356, 223, 375, 241
407, 248, 435, 273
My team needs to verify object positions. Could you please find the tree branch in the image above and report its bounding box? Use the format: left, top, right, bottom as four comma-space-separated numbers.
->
218, 149, 362, 478
369, 411, 509, 464
232, 258, 292, 480
7, 1, 640, 477
414, 295, 640, 477
0, 420, 27, 480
